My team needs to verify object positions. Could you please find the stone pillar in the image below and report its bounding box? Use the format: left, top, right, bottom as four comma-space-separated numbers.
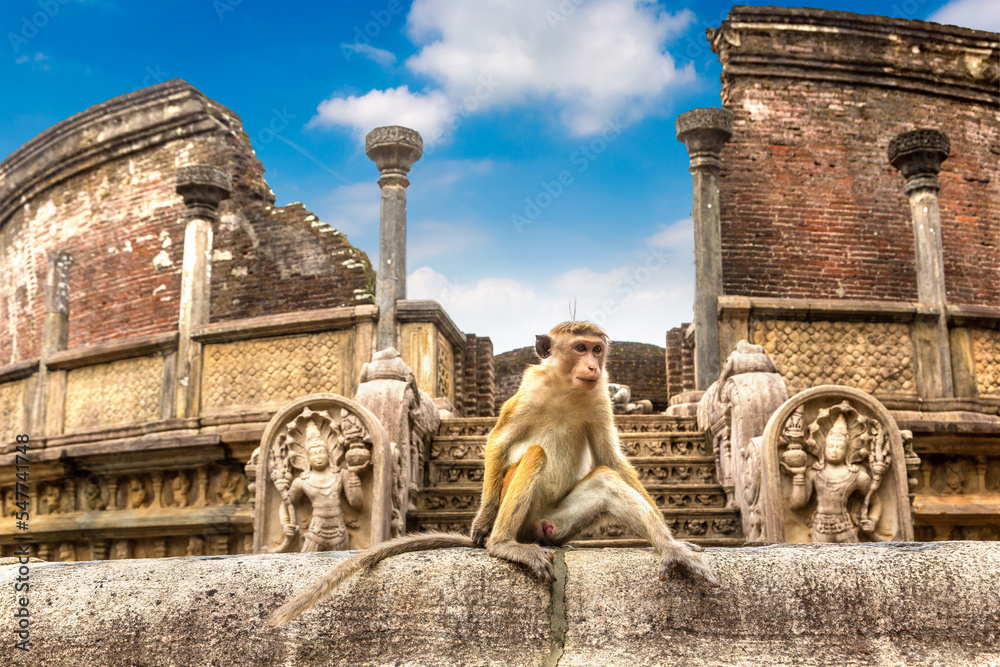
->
888, 129, 954, 399
174, 166, 231, 419
676, 108, 733, 391
32, 250, 73, 435
366, 126, 423, 351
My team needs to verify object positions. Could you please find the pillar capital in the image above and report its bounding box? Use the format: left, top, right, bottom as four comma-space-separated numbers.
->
176, 165, 232, 220
888, 129, 950, 194
676, 108, 734, 172
366, 126, 423, 188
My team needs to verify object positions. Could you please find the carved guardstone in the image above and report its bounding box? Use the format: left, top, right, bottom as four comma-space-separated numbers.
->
250, 394, 392, 554
759, 385, 916, 543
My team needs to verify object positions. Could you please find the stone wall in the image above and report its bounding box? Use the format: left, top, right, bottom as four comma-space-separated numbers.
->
0, 79, 374, 367
495, 342, 669, 413
3, 542, 998, 665
711, 7, 999, 306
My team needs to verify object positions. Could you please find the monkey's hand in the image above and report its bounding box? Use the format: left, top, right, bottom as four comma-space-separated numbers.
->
470, 512, 494, 547
659, 542, 720, 588
487, 540, 556, 583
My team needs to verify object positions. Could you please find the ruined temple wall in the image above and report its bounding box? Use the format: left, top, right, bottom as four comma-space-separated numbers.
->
713, 7, 999, 307
495, 342, 670, 413
0, 80, 374, 367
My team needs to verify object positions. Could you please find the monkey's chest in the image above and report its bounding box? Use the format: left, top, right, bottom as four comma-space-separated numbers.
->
510, 425, 594, 504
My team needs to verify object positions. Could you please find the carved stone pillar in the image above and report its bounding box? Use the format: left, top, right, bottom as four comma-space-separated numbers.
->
174, 166, 231, 419
366, 127, 423, 351
32, 250, 73, 435
888, 130, 954, 399
677, 108, 733, 390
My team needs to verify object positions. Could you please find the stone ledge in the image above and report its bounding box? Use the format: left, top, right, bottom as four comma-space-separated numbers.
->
1, 542, 997, 666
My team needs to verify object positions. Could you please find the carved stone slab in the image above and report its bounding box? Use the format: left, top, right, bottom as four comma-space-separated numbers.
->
251, 394, 391, 554
760, 385, 914, 543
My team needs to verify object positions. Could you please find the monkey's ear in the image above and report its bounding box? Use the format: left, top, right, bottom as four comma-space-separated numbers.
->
535, 334, 552, 359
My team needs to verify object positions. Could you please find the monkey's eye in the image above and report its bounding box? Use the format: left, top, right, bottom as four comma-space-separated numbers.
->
575, 343, 587, 352
594, 345, 603, 354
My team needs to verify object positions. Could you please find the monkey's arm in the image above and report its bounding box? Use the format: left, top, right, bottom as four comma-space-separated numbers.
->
470, 396, 522, 546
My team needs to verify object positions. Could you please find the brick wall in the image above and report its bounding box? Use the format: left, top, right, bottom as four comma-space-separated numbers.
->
665, 324, 695, 400
0, 80, 374, 367
711, 7, 999, 307
494, 341, 669, 413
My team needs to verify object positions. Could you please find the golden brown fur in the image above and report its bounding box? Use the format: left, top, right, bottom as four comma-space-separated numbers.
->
268, 321, 716, 626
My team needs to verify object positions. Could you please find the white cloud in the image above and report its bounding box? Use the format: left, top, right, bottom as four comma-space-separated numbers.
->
406, 0, 696, 135
313, 182, 381, 238
928, 0, 1000, 31
408, 235, 696, 353
340, 43, 397, 67
312, 0, 697, 143
307, 86, 453, 142
644, 217, 693, 251
409, 219, 492, 264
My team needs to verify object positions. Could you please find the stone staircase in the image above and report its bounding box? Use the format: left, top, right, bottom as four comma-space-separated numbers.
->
410, 415, 744, 547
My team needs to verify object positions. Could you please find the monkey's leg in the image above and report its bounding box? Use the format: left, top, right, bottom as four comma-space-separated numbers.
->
545, 466, 719, 587
486, 445, 556, 582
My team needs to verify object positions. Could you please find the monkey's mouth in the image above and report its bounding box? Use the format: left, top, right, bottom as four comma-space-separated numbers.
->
576, 377, 599, 388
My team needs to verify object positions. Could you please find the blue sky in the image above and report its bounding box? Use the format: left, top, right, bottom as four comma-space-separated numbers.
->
3, 0, 996, 352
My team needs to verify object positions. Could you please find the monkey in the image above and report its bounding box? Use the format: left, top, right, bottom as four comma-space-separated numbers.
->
268, 321, 718, 627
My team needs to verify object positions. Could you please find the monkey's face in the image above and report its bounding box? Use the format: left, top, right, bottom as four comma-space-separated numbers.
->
566, 336, 605, 391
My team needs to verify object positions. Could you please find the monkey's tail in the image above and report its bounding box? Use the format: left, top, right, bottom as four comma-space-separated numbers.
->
267, 531, 475, 627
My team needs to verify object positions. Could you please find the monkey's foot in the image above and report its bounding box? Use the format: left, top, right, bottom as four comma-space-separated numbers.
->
658, 544, 720, 588
488, 541, 556, 582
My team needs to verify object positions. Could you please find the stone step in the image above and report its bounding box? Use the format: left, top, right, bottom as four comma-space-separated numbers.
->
426, 457, 720, 488
415, 485, 729, 513
436, 414, 700, 440
407, 507, 743, 544
429, 432, 712, 461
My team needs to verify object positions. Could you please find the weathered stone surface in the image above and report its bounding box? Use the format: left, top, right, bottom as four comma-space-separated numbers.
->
562, 542, 1000, 666
2, 543, 998, 666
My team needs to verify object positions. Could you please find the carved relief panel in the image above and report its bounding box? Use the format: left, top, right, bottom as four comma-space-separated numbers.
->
0, 379, 26, 445
973, 328, 1000, 396
201, 331, 351, 412
752, 319, 916, 396
251, 394, 392, 554
760, 386, 915, 543
64, 355, 163, 431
